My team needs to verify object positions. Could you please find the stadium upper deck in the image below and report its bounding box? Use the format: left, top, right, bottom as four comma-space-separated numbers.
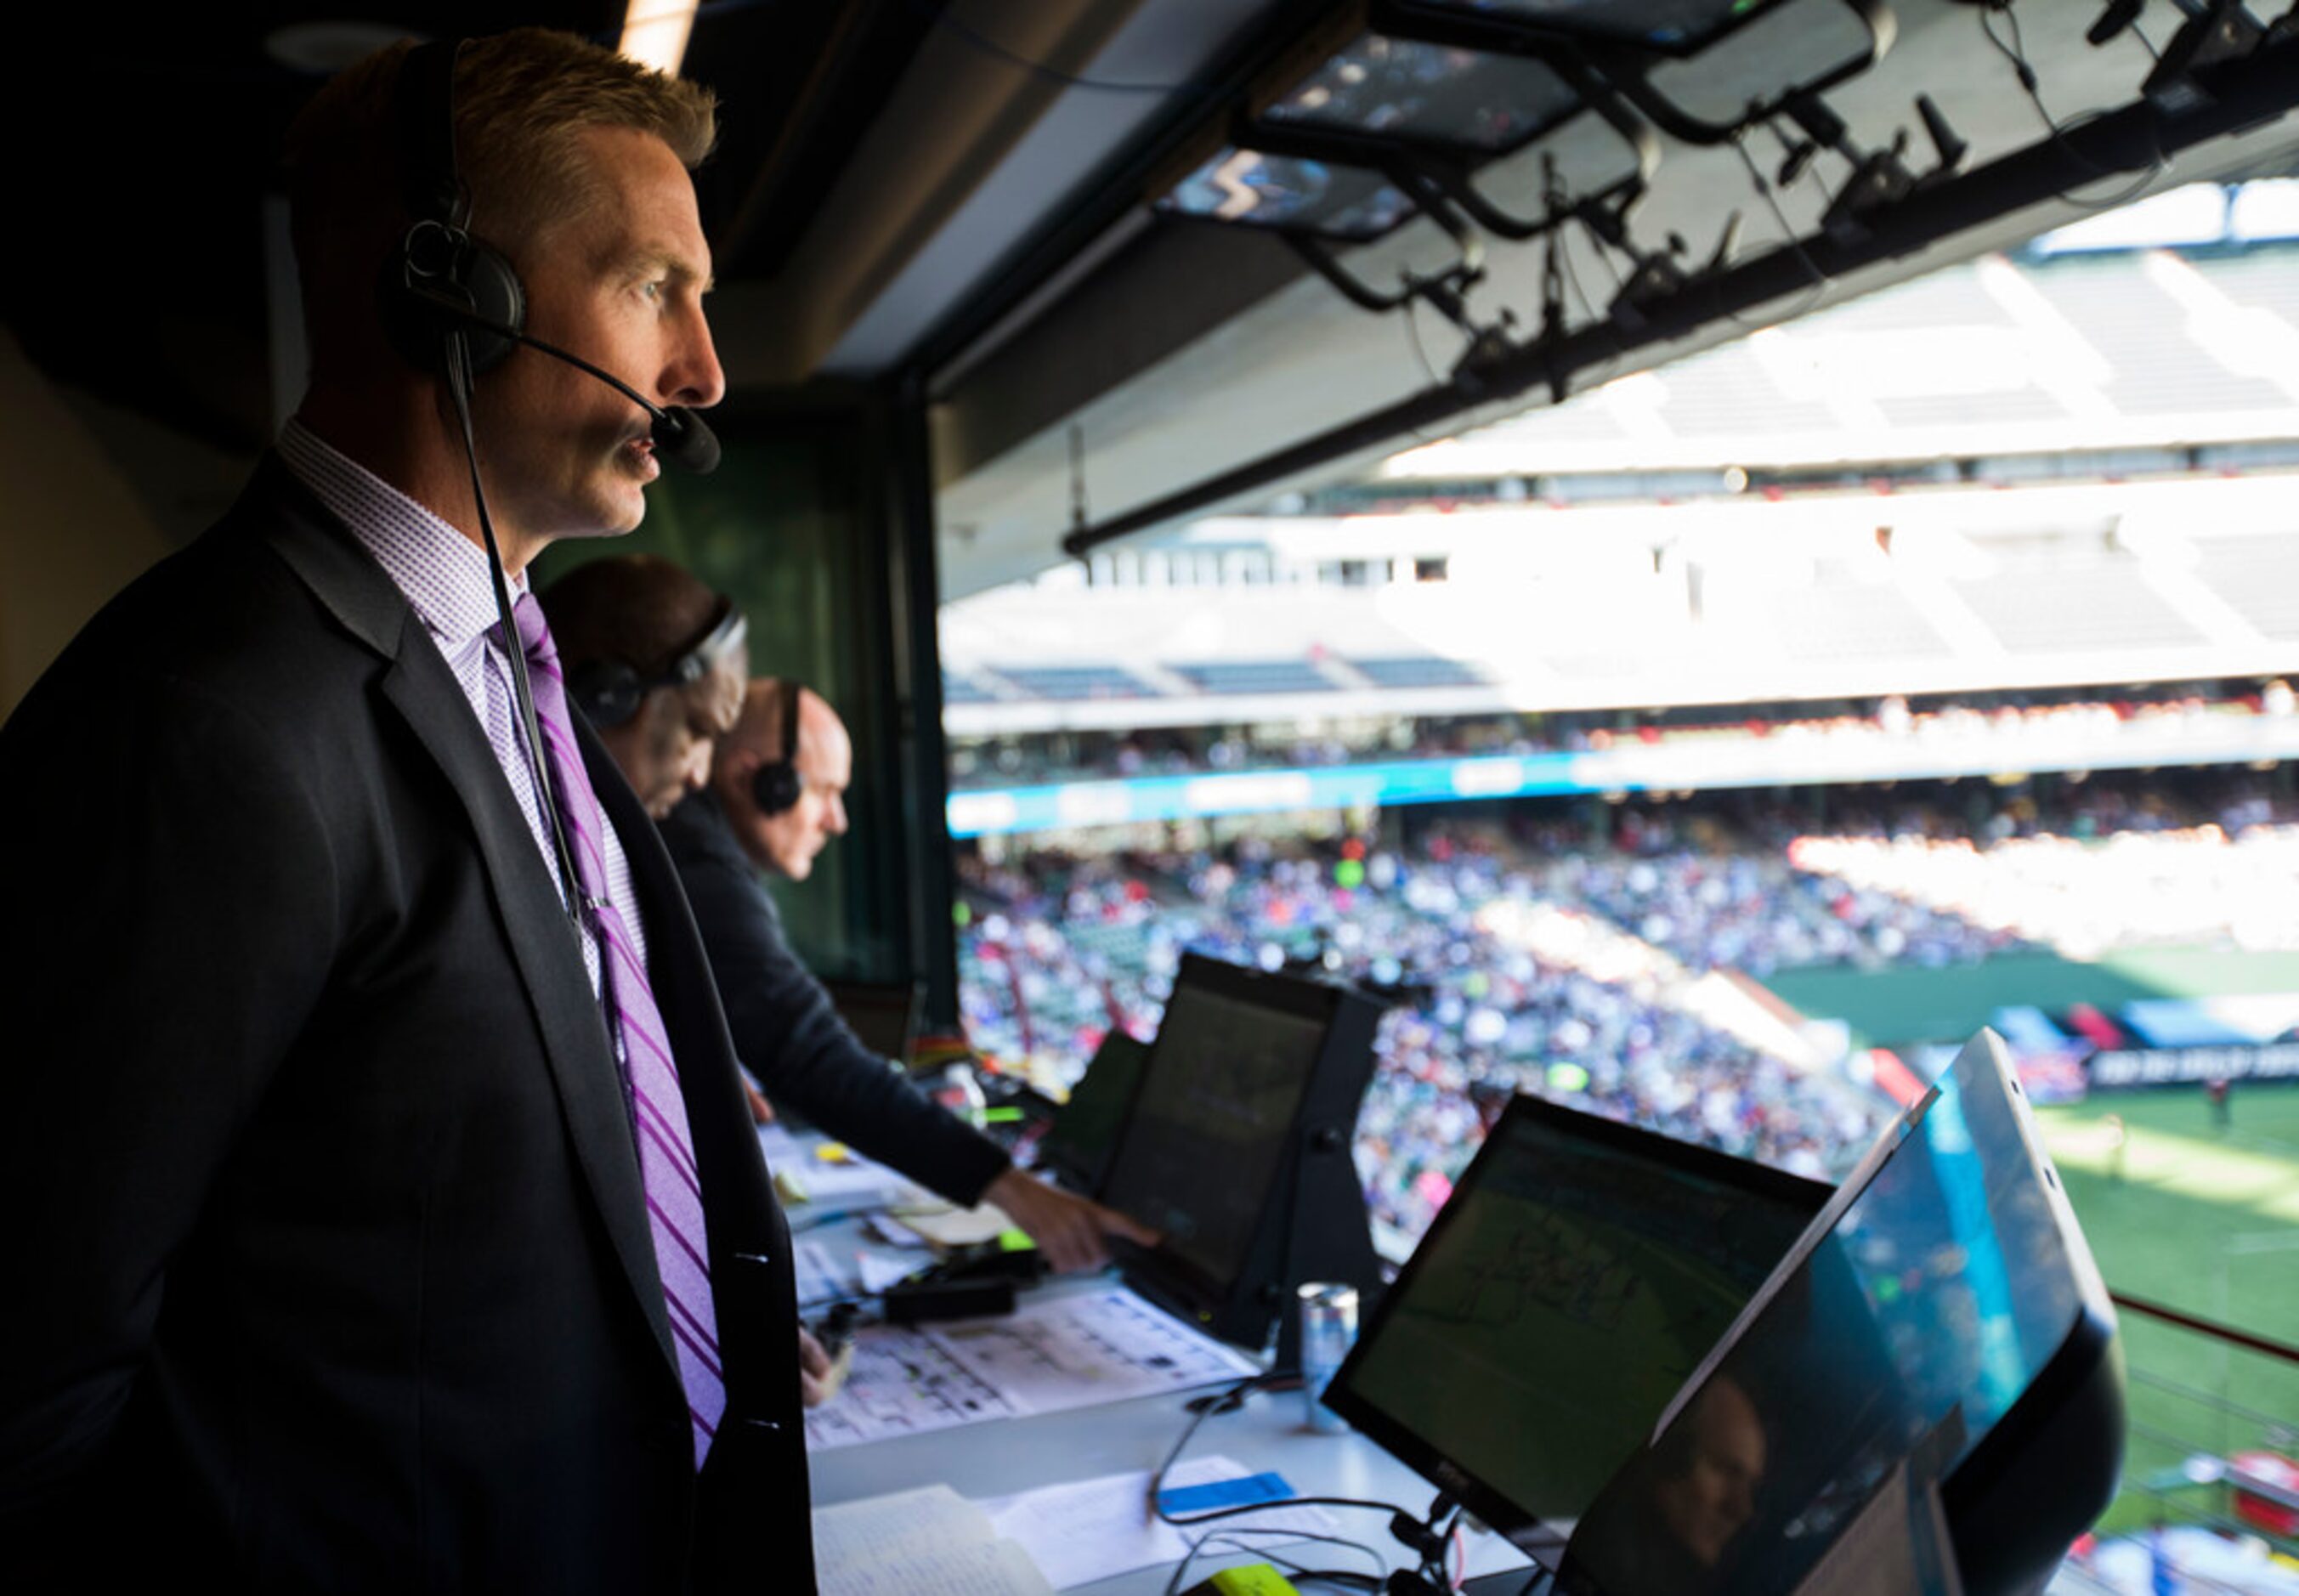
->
942, 237, 2299, 744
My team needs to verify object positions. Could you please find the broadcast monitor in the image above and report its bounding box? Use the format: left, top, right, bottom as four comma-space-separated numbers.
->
1100, 953, 1384, 1352
1323, 1094, 1830, 1550
1559, 1031, 2123, 1596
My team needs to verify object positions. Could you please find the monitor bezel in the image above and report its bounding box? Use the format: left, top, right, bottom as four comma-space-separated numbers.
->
1101, 952, 1358, 1315
1393, 0, 1800, 62
1251, 28, 1597, 165
1036, 1027, 1152, 1198
1321, 1090, 1835, 1547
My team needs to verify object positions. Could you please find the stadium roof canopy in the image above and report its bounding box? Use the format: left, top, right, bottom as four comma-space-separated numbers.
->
23, 1, 2299, 591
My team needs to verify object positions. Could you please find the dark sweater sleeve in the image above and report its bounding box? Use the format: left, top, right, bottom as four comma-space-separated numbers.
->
660, 795, 1011, 1208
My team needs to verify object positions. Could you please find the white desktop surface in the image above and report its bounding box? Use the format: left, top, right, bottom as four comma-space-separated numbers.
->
795, 1209, 1542, 1593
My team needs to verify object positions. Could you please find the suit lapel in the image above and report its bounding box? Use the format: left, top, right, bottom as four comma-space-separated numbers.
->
252, 464, 679, 1380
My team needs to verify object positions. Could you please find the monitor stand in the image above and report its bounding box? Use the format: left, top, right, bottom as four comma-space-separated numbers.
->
1461, 1571, 1554, 1595
1268, 1120, 1384, 1375
1119, 1111, 1387, 1367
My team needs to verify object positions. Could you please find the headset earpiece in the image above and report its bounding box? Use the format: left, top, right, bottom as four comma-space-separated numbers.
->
750, 678, 805, 817
384, 39, 528, 377
567, 660, 647, 728
382, 221, 526, 375
563, 598, 745, 731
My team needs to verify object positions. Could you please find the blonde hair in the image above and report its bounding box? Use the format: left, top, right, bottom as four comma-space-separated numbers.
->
284, 29, 718, 371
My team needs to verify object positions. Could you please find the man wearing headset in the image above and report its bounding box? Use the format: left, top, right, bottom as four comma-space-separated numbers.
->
537, 554, 750, 820
658, 678, 1158, 1273
2, 30, 818, 1593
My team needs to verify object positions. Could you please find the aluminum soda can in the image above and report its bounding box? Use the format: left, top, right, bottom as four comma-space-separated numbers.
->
1297, 1282, 1358, 1435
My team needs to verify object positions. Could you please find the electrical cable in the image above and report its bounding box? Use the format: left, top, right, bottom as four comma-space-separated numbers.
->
1554, 221, 1605, 328
1403, 295, 1448, 393
1977, 0, 2171, 211
439, 330, 586, 932
1397, 293, 1479, 449
1164, 1527, 1390, 1594
1724, 130, 1832, 325
1148, 1376, 1424, 1531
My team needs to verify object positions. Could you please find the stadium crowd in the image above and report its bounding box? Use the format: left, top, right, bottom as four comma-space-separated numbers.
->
958, 822, 1889, 1238
957, 770, 2297, 1238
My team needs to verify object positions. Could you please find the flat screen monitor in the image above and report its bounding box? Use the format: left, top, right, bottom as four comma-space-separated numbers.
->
1323, 1095, 1830, 1548
1259, 32, 1587, 157
1156, 145, 1420, 243
1559, 1031, 2122, 1596
1418, 0, 1791, 56
1035, 1027, 1150, 1198
1100, 954, 1384, 1350
822, 978, 920, 1066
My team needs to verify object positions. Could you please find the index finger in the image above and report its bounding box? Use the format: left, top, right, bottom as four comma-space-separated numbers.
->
1100, 1205, 1161, 1248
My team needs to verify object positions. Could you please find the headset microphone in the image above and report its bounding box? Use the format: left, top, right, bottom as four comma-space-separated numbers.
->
394, 269, 720, 475
505, 325, 720, 476
653, 405, 721, 476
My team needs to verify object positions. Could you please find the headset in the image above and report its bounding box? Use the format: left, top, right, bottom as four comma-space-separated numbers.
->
383, 40, 721, 468
750, 677, 806, 817
382, 40, 524, 377
566, 597, 749, 729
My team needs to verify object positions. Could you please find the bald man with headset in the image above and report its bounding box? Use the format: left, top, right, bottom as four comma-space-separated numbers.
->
655, 676, 1157, 1272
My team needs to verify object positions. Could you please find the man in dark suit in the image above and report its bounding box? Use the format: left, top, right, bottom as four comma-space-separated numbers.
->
536, 553, 750, 824
0, 29, 814, 1593
650, 674, 1154, 1271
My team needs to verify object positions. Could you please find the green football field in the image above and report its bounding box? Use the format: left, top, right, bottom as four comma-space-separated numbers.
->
1763, 948, 2299, 1050
1755, 942, 2299, 1534
2030, 1085, 2299, 1538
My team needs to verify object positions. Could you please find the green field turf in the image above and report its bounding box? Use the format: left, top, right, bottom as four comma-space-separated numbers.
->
1762, 948, 2299, 1049
2031, 1084, 2299, 1538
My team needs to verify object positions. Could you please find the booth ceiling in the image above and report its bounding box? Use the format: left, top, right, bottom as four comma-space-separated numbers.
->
20, 2, 2299, 591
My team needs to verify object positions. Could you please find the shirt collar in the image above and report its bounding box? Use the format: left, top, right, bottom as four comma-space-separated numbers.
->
276, 416, 526, 650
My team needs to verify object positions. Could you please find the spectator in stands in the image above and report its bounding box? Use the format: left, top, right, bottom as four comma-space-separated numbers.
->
663, 679, 1157, 1271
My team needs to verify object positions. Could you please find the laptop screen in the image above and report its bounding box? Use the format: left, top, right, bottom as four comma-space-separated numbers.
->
1560, 1033, 2108, 1594
1324, 1095, 1830, 1544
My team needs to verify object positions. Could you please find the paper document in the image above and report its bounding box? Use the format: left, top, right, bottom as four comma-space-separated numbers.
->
804, 1332, 1022, 1449
855, 1251, 915, 1296
755, 1123, 809, 1170
817, 1541, 1050, 1596
793, 1240, 852, 1307
805, 1286, 1259, 1451
974, 1470, 1190, 1589
972, 1455, 1330, 1592
813, 1484, 1054, 1596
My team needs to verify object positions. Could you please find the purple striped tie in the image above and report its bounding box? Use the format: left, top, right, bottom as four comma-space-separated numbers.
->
504, 593, 725, 1467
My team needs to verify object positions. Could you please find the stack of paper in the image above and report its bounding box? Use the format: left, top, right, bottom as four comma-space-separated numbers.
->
812, 1484, 1053, 1596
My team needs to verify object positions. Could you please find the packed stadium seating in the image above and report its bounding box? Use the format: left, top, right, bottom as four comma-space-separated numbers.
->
958, 773, 2297, 1241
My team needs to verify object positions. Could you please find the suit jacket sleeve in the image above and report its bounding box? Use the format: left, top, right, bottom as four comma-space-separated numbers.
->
660, 795, 1010, 1208
0, 667, 340, 1565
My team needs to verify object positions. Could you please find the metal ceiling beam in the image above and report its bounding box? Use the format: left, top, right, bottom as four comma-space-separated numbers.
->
1059, 31, 2299, 560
